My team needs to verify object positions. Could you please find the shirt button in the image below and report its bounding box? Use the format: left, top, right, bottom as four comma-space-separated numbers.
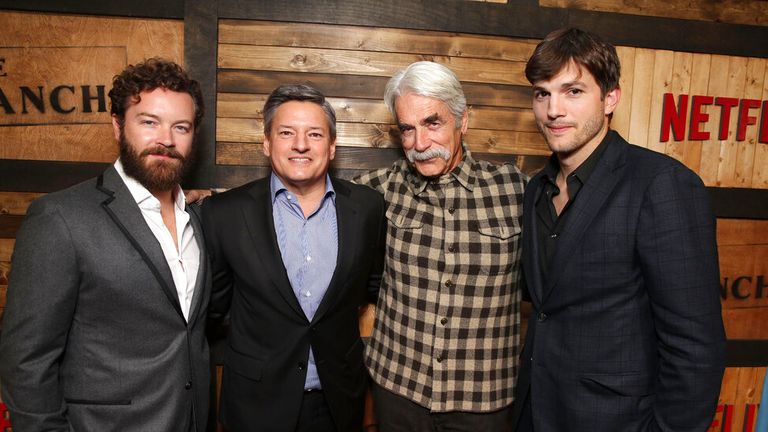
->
444, 280, 454, 288
185, 381, 192, 390
440, 317, 448, 325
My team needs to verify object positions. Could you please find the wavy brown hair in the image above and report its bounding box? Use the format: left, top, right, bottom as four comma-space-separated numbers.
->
525, 28, 620, 98
109, 57, 204, 128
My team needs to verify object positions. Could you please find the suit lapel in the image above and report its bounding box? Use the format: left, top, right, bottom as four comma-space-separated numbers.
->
312, 179, 357, 323
97, 166, 185, 321
541, 132, 627, 304
523, 173, 547, 306
186, 204, 207, 326
242, 181, 307, 320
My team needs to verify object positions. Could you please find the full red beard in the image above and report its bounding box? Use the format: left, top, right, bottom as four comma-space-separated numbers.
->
119, 131, 194, 193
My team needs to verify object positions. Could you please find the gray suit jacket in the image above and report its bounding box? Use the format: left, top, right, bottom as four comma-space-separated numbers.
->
0, 166, 210, 431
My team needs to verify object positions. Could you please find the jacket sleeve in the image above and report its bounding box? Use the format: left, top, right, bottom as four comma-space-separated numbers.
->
365, 190, 387, 304
200, 197, 234, 325
0, 199, 78, 431
637, 165, 726, 431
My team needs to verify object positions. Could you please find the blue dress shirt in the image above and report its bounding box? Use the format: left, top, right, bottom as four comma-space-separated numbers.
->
270, 174, 338, 390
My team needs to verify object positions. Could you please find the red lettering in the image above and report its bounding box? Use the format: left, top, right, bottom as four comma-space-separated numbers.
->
715, 97, 739, 140
690, 95, 713, 140
660, 93, 688, 142
737, 99, 760, 141
760, 101, 768, 144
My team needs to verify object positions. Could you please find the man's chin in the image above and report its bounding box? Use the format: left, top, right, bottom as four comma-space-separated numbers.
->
414, 159, 446, 177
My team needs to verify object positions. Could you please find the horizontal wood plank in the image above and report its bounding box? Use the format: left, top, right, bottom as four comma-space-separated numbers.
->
0, 239, 14, 262
0, 215, 24, 239
0, 160, 110, 193
0, 261, 8, 285
219, 19, 538, 62
218, 44, 529, 86
0, 192, 43, 216
217, 70, 533, 108
716, 219, 768, 246
0, 124, 116, 163
540, 0, 768, 27
217, 93, 537, 131
723, 307, 768, 339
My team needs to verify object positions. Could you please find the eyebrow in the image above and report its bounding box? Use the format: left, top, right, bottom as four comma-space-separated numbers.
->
137, 112, 193, 125
421, 113, 440, 124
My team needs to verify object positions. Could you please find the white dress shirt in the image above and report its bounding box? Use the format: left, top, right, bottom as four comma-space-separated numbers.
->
114, 159, 200, 321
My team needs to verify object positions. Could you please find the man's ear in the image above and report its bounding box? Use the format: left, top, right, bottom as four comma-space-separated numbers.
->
111, 114, 121, 141
604, 87, 621, 116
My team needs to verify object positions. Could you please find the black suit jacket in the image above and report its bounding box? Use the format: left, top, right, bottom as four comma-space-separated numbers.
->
201, 176, 386, 431
511, 131, 726, 431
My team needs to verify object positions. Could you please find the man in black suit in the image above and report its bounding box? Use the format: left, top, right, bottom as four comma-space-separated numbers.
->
511, 28, 726, 431
202, 84, 386, 431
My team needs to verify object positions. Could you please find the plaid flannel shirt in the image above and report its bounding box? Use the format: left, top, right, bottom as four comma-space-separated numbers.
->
355, 148, 526, 412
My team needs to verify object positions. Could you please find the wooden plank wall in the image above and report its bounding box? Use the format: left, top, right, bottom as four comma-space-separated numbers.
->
214, 20, 549, 185
0, 2, 767, 430
541, 0, 768, 26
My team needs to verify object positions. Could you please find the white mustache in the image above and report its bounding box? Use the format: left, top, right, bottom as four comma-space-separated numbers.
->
406, 147, 451, 162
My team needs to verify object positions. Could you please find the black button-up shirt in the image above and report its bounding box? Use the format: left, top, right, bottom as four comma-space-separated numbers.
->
535, 135, 610, 285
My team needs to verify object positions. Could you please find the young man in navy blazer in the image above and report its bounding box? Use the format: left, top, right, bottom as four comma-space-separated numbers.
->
511, 28, 726, 431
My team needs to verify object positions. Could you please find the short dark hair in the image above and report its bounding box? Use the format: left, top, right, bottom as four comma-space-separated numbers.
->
525, 28, 620, 97
263, 84, 337, 141
109, 57, 204, 128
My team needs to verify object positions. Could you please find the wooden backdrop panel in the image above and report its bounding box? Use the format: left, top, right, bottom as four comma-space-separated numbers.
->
540, 0, 768, 26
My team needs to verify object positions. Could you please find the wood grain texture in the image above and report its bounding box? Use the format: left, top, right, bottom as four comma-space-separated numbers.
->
0, 192, 43, 216
723, 307, 768, 339
664, 51, 692, 163
700, 55, 731, 186
218, 44, 529, 86
0, 239, 14, 262
627, 48, 655, 149
217, 70, 533, 108
539, 0, 768, 26
0, 124, 117, 163
682, 54, 711, 173
219, 19, 537, 62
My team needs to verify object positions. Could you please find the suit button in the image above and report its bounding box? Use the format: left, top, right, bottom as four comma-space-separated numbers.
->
436, 354, 443, 363
185, 381, 192, 390
445, 280, 454, 288
538, 312, 548, 322
298, 361, 306, 370
448, 244, 456, 253
448, 207, 455, 214
440, 317, 448, 325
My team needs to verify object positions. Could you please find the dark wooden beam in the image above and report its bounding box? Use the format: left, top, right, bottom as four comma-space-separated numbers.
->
708, 187, 768, 220
216, 0, 768, 58
0, 0, 184, 19
0, 160, 109, 193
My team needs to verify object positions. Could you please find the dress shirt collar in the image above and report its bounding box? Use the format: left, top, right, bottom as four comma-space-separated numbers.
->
269, 173, 336, 206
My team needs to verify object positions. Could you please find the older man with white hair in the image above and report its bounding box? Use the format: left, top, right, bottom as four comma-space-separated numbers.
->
355, 61, 526, 431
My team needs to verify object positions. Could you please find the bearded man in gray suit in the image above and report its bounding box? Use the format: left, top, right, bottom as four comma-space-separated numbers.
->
0, 58, 210, 431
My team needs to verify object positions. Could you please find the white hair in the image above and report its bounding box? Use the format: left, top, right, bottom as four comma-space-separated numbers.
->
384, 61, 467, 128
